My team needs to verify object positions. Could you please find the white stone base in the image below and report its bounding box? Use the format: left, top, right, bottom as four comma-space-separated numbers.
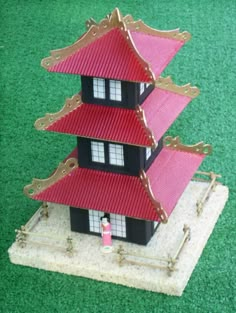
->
8, 181, 229, 296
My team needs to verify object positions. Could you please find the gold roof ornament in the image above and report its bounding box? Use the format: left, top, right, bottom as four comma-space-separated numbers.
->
135, 105, 157, 149
24, 158, 78, 198
155, 76, 200, 98
41, 8, 191, 84
34, 94, 82, 130
140, 170, 168, 223
164, 136, 212, 155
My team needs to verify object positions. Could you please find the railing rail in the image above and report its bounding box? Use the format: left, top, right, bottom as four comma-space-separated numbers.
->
194, 171, 221, 215
116, 225, 190, 276
15, 202, 73, 256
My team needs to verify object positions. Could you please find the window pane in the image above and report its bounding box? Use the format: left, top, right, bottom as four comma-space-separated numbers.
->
109, 80, 122, 101
140, 82, 145, 95
89, 210, 104, 233
146, 147, 152, 160
93, 78, 105, 99
110, 214, 126, 237
109, 143, 124, 166
91, 141, 105, 163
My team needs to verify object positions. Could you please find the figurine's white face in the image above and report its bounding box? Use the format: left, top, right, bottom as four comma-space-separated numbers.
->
101, 217, 108, 224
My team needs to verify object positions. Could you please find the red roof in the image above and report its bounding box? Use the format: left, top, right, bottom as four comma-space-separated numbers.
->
130, 31, 184, 79
47, 28, 151, 83
41, 9, 190, 82
142, 87, 192, 142
46, 102, 152, 147
37, 85, 193, 147
26, 146, 205, 221
147, 147, 205, 216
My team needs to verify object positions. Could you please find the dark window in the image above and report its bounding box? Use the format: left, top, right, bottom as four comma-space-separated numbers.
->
90, 140, 125, 167
92, 77, 122, 102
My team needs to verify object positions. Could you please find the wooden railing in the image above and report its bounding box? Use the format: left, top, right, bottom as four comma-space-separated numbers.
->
115, 225, 191, 276
15, 203, 74, 256
193, 171, 221, 215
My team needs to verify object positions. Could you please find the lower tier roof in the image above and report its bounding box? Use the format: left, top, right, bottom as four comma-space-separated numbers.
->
24, 143, 206, 222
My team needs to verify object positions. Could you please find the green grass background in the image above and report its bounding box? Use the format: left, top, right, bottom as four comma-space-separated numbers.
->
1, 0, 235, 312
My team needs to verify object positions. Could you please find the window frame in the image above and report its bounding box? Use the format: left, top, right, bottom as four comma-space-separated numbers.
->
109, 80, 122, 101
90, 140, 125, 168
146, 147, 152, 160
108, 143, 125, 166
93, 78, 106, 99
91, 141, 105, 163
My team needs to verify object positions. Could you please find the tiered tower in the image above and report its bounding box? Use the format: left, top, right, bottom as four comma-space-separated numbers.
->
24, 9, 211, 245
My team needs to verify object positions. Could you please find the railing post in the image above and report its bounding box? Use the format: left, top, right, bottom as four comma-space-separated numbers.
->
40, 202, 49, 219
15, 226, 27, 248
195, 171, 221, 215
117, 245, 125, 266
66, 236, 73, 256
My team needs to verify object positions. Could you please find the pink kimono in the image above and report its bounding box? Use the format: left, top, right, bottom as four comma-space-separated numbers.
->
101, 218, 112, 249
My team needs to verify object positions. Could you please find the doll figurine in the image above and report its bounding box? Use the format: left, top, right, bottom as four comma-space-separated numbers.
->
101, 217, 112, 253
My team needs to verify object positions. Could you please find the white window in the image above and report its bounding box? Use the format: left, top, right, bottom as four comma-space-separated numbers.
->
93, 78, 105, 99
91, 141, 105, 163
145, 83, 150, 88
88, 210, 126, 238
89, 210, 104, 233
109, 80, 122, 101
140, 82, 145, 95
109, 143, 124, 166
154, 221, 159, 229
110, 214, 126, 238
146, 147, 152, 160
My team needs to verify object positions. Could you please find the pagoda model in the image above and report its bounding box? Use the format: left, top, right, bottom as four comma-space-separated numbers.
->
24, 9, 211, 245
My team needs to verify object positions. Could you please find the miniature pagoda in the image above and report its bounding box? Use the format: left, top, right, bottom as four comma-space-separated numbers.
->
24, 8, 212, 245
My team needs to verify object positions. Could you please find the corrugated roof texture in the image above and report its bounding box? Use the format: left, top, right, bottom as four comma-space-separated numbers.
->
48, 28, 151, 82
142, 88, 192, 141
46, 103, 152, 146
31, 146, 205, 221
130, 31, 184, 78
147, 147, 205, 216
44, 87, 192, 146
33, 167, 158, 221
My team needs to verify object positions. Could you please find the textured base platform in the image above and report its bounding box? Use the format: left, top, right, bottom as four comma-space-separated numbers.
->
8, 181, 228, 296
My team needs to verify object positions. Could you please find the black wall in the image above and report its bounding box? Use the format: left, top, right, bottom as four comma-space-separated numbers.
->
144, 138, 163, 171
69, 207, 159, 245
77, 137, 163, 176
77, 137, 142, 175
70, 207, 89, 233
81, 76, 154, 108
126, 217, 155, 245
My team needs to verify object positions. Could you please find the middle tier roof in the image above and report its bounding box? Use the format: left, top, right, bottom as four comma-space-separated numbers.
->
35, 78, 199, 147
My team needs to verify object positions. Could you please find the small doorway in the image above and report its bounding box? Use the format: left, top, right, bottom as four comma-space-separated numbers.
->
88, 210, 126, 238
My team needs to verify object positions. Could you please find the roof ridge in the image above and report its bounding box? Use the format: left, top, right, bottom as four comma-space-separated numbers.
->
124, 15, 191, 42
139, 170, 168, 223
41, 8, 190, 82
24, 158, 78, 198
41, 8, 155, 82
135, 105, 157, 149
41, 8, 124, 70
34, 94, 82, 130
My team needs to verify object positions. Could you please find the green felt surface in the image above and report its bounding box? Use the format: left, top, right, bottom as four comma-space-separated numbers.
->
0, 0, 235, 312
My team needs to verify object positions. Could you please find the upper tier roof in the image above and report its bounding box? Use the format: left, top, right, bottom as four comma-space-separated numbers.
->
41, 8, 191, 83
35, 77, 199, 148
24, 137, 211, 223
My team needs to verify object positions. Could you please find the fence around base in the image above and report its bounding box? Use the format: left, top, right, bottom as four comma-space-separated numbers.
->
115, 224, 191, 276
15, 203, 74, 256
193, 171, 221, 215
